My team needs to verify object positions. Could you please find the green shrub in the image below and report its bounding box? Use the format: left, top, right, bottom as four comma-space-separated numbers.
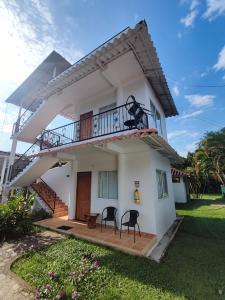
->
0, 190, 34, 242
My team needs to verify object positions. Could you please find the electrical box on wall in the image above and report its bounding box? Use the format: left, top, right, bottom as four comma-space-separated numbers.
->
134, 181, 140, 188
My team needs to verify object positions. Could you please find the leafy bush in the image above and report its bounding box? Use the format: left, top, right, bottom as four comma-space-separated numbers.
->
0, 190, 34, 242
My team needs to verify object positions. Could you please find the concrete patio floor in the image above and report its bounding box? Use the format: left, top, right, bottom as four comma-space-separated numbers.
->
35, 217, 157, 257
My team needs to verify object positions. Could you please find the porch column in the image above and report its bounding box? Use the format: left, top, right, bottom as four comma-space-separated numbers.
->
5, 138, 17, 184
0, 156, 8, 185
68, 159, 78, 220
4, 102, 23, 185
0, 157, 8, 196
118, 153, 127, 222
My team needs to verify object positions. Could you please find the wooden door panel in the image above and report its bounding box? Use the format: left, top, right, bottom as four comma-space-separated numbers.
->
76, 172, 91, 221
80, 111, 93, 140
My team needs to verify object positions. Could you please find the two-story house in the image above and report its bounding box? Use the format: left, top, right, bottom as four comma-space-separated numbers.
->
4, 20, 182, 247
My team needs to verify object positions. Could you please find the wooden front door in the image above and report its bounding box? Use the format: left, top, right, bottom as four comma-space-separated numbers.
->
80, 111, 93, 140
76, 172, 91, 221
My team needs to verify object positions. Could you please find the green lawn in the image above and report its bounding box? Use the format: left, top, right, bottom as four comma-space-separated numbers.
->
190, 193, 223, 200
12, 197, 225, 300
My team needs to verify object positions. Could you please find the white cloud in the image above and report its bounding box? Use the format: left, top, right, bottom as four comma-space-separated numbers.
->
185, 94, 215, 107
178, 110, 203, 119
190, 0, 200, 10
214, 45, 225, 70
179, 141, 198, 157
168, 130, 188, 140
0, 0, 83, 88
172, 84, 180, 96
181, 9, 198, 27
0, 0, 84, 149
168, 130, 199, 141
180, 0, 200, 27
203, 0, 225, 21
0, 102, 18, 134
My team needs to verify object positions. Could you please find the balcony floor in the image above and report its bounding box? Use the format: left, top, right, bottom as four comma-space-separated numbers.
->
35, 217, 157, 257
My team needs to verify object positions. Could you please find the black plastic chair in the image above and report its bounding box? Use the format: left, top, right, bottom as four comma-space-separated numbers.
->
101, 207, 117, 233
120, 210, 141, 243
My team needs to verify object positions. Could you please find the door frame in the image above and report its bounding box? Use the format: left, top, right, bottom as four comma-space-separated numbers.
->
75, 171, 92, 221
79, 111, 93, 141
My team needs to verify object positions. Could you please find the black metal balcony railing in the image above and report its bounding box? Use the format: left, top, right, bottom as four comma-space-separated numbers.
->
9, 140, 40, 181
40, 102, 148, 150
8, 101, 149, 183
12, 98, 44, 136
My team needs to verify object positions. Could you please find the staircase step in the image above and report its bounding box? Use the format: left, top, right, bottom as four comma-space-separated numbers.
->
32, 181, 67, 216
53, 211, 68, 217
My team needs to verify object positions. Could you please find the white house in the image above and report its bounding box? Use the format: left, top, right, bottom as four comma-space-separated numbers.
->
3, 20, 182, 240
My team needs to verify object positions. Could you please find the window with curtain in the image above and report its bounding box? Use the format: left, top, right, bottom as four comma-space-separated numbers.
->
156, 169, 168, 199
98, 171, 118, 199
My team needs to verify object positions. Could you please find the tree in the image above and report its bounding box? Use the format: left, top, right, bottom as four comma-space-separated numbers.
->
183, 128, 225, 196
199, 129, 225, 186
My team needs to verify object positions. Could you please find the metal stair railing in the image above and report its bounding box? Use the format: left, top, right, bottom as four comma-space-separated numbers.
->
9, 139, 40, 182
12, 98, 45, 136
32, 178, 57, 212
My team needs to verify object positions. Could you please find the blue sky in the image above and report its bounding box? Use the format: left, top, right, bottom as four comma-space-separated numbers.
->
0, 0, 224, 156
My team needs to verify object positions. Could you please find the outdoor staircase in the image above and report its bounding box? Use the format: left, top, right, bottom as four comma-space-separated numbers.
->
32, 181, 68, 217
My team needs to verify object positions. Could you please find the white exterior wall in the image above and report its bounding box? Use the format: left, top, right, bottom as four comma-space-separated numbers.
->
77, 152, 118, 217
40, 143, 176, 237
117, 148, 157, 235
42, 163, 72, 206
151, 150, 176, 237
38, 66, 174, 237
78, 90, 117, 116
57, 75, 167, 142
144, 79, 167, 140
173, 178, 187, 203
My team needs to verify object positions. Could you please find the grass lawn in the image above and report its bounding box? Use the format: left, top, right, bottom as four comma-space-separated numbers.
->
190, 193, 223, 200
12, 197, 225, 300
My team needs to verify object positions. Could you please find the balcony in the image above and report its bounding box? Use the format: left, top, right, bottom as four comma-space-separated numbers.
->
40, 102, 149, 150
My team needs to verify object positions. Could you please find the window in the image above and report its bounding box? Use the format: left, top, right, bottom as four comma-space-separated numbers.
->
98, 171, 118, 199
150, 100, 162, 134
172, 176, 180, 183
156, 170, 168, 199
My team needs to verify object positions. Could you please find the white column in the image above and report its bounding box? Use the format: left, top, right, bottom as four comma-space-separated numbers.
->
0, 157, 8, 196
68, 159, 78, 220
5, 102, 23, 184
5, 138, 18, 184
0, 157, 7, 185
118, 153, 127, 223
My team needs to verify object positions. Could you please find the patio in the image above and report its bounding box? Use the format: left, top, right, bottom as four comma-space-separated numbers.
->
35, 217, 157, 257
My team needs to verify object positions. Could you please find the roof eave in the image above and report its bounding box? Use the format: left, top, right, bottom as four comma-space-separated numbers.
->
35, 21, 178, 117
